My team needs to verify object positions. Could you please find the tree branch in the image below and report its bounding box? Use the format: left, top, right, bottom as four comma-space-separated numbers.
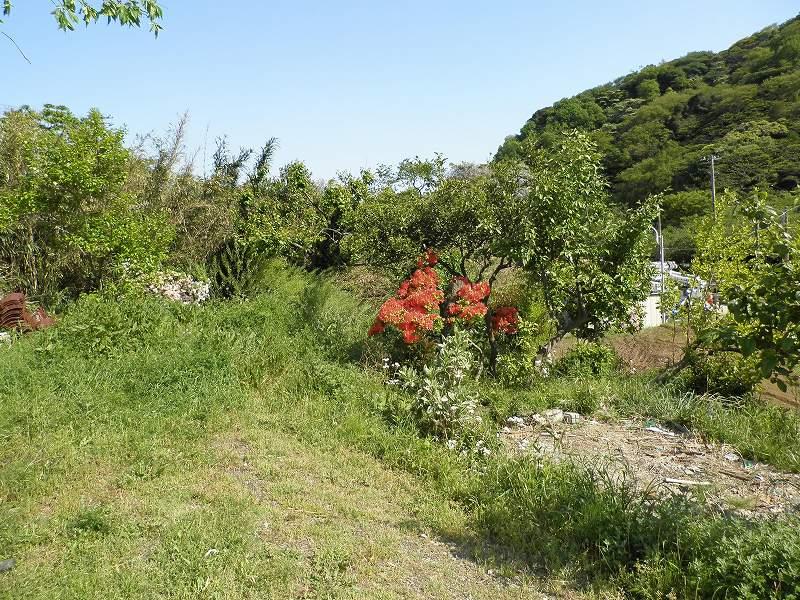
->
2, 31, 31, 64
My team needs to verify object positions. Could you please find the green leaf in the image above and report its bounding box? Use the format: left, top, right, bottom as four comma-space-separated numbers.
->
760, 350, 779, 380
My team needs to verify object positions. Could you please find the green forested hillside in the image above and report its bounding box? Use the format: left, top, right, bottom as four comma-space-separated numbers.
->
497, 14, 800, 261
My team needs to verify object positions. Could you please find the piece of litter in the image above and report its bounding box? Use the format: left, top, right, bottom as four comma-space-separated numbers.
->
664, 478, 712, 487
563, 412, 581, 424
541, 409, 564, 424
645, 426, 676, 437
204, 549, 219, 558
724, 453, 739, 462
506, 416, 525, 427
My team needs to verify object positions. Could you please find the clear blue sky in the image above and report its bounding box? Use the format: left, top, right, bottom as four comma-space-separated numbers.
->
3, 1, 798, 179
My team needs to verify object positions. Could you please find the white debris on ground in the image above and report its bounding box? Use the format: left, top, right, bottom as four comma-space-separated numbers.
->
0, 331, 11, 344
502, 410, 800, 518
145, 271, 210, 305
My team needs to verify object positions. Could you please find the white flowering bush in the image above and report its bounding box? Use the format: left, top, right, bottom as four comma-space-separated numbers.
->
143, 271, 210, 305
394, 329, 480, 439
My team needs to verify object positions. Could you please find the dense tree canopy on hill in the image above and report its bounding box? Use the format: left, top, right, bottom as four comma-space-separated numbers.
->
497, 14, 800, 261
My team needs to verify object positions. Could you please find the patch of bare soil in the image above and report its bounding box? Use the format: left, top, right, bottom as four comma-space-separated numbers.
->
502, 414, 800, 518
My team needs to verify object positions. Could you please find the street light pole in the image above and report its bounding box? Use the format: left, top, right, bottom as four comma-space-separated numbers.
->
658, 213, 666, 322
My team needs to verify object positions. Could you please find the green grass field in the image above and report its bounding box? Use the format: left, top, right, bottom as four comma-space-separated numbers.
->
2, 263, 799, 599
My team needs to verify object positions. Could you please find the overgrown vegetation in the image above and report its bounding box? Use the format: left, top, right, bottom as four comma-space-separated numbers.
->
2, 265, 799, 598
2, 15, 800, 598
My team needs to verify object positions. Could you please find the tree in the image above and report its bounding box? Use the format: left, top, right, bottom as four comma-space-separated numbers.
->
503, 131, 659, 356
2, 1, 164, 35
346, 158, 525, 373
694, 191, 800, 390
636, 79, 660, 100
717, 230, 800, 391
350, 130, 659, 366
345, 157, 518, 292
0, 105, 173, 302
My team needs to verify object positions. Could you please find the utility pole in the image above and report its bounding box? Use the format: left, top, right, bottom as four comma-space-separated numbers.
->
702, 154, 720, 218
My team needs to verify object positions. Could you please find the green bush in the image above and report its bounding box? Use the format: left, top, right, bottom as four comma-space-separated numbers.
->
686, 348, 762, 397
42, 289, 178, 356
0, 106, 173, 304
206, 238, 273, 299
554, 341, 621, 377
394, 329, 482, 440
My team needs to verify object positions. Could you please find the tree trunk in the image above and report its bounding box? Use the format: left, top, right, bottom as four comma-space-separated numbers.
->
486, 310, 498, 376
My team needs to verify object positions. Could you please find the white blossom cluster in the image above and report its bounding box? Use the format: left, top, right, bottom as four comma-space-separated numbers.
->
146, 271, 210, 305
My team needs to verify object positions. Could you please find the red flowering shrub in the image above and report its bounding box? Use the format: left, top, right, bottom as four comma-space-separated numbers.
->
491, 306, 519, 334
447, 276, 490, 322
369, 251, 518, 345
369, 252, 444, 343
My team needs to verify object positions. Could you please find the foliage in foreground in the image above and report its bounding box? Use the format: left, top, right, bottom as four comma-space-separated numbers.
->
2, 264, 799, 598
2, 0, 164, 35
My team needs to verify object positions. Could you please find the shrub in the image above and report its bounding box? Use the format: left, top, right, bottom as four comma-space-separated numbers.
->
206, 238, 273, 299
395, 329, 481, 439
685, 348, 761, 397
368, 251, 519, 374
554, 341, 621, 377
44, 289, 176, 356
0, 106, 173, 304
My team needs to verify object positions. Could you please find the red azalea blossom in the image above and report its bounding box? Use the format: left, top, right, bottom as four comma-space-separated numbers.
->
491, 306, 519, 334
416, 249, 439, 268
446, 276, 489, 323
454, 277, 490, 304
369, 253, 444, 344
369, 252, 518, 344
458, 302, 488, 320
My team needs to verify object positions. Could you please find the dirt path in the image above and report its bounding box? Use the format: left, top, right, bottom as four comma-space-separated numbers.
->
215, 427, 576, 599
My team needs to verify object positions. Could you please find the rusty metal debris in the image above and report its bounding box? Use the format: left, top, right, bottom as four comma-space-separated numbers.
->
0, 293, 55, 332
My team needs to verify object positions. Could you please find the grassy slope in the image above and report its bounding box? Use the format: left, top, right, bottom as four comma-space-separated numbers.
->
2, 263, 800, 598
0, 268, 551, 599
